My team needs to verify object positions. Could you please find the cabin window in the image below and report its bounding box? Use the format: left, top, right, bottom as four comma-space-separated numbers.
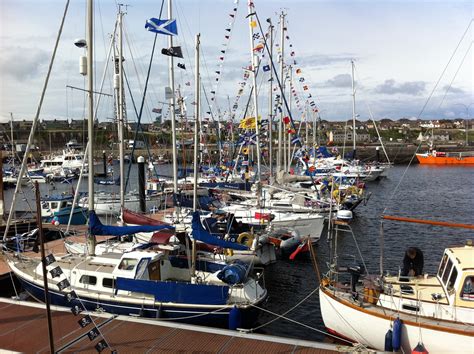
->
460, 276, 474, 301
102, 278, 115, 288
135, 258, 151, 280
79, 275, 97, 285
447, 267, 458, 291
60, 201, 68, 208
50, 202, 58, 209
118, 258, 138, 271
442, 259, 453, 285
148, 260, 161, 281
437, 254, 448, 278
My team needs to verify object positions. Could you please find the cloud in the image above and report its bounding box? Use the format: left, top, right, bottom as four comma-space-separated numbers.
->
374, 79, 426, 95
0, 47, 49, 81
442, 84, 464, 95
320, 74, 353, 88
299, 53, 355, 68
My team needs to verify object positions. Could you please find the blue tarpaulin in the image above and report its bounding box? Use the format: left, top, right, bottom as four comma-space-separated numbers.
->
191, 211, 249, 251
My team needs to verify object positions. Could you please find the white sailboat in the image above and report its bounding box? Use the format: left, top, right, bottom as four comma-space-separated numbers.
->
319, 216, 474, 352
7, 0, 267, 329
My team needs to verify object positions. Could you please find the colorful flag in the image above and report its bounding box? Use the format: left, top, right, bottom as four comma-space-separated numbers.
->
253, 43, 264, 52
239, 116, 257, 129
263, 65, 270, 72
145, 18, 178, 36
161, 46, 183, 58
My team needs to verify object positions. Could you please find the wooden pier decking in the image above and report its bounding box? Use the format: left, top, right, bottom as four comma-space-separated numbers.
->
0, 298, 343, 353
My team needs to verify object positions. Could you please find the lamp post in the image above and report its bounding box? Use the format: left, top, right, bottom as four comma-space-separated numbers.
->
454, 103, 473, 146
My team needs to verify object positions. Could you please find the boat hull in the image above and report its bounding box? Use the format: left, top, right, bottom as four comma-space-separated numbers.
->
319, 287, 473, 353
15, 270, 257, 328
416, 153, 474, 165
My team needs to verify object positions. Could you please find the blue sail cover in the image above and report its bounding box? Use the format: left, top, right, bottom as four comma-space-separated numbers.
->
191, 211, 249, 251
315, 146, 333, 158
89, 210, 174, 236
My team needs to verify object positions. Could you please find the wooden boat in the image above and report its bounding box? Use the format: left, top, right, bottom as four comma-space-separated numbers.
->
319, 217, 474, 353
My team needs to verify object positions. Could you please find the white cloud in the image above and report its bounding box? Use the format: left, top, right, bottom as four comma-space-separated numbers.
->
0, 46, 49, 81
374, 79, 426, 96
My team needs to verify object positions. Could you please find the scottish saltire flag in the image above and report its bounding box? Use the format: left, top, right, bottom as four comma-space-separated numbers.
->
145, 18, 178, 36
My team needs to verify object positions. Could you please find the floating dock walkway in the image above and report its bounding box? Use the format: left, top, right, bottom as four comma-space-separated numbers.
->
0, 298, 347, 353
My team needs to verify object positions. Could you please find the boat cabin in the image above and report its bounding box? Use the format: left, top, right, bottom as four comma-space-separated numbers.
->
436, 243, 474, 308
41, 195, 74, 218
379, 242, 474, 323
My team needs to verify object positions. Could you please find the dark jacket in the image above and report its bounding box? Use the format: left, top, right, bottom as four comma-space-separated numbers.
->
401, 247, 424, 276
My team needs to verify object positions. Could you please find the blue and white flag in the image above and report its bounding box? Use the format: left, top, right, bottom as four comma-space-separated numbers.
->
291, 136, 301, 145
145, 18, 178, 36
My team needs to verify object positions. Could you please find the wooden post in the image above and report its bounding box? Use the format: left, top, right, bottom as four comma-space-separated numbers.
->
35, 181, 55, 353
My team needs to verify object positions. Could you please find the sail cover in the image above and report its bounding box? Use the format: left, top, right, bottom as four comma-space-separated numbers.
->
191, 211, 249, 251
89, 211, 174, 236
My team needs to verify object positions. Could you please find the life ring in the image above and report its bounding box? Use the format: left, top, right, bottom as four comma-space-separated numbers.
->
237, 232, 254, 247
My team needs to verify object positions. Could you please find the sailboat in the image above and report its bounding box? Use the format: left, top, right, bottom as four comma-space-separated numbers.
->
319, 214, 474, 350
7, 0, 267, 329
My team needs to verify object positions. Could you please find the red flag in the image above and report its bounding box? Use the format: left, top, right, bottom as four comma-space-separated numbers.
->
283, 116, 290, 124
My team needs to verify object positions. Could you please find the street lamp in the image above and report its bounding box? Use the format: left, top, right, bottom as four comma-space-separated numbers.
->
454, 103, 474, 146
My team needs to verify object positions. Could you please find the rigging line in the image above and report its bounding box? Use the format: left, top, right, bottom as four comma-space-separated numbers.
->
254, 11, 317, 187
438, 40, 473, 108
382, 19, 473, 215
249, 300, 355, 346
124, 0, 165, 192
174, 0, 196, 82
123, 20, 154, 123
123, 69, 160, 180
416, 18, 472, 120
3, 0, 71, 242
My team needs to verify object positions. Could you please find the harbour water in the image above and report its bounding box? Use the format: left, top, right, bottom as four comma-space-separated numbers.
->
2, 164, 473, 342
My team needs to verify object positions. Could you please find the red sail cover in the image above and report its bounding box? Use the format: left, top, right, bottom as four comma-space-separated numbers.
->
122, 208, 175, 244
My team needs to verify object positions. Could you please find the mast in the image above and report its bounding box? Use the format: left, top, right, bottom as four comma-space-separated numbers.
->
277, 11, 285, 174
168, 0, 178, 202
192, 33, 200, 278
9, 113, 14, 162
3, 0, 70, 241
86, 0, 96, 255
351, 59, 356, 158
287, 65, 292, 171
267, 20, 274, 179
117, 8, 125, 210
248, 1, 261, 185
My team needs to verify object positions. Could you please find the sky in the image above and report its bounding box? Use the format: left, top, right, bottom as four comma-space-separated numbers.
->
0, 0, 472, 124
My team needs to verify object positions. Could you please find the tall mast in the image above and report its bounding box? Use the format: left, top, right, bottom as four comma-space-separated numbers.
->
9, 113, 14, 162
168, 0, 178, 198
287, 65, 292, 171
248, 1, 261, 184
192, 33, 200, 278
117, 8, 125, 210
277, 11, 285, 173
351, 59, 356, 158
86, 0, 96, 255
267, 21, 274, 179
